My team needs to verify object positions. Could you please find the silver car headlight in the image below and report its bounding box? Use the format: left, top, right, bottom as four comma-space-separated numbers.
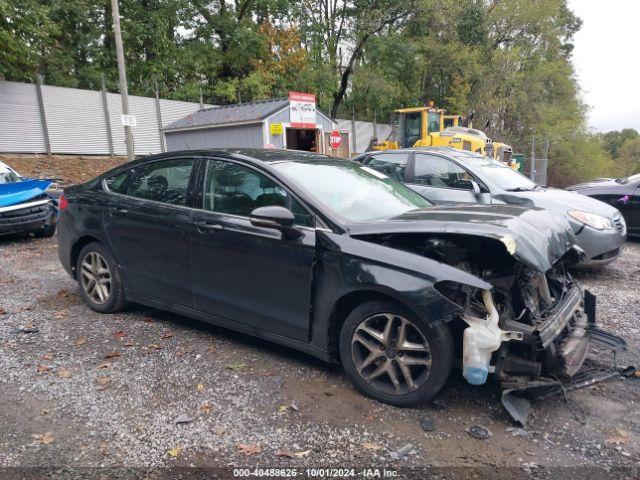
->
568, 210, 613, 230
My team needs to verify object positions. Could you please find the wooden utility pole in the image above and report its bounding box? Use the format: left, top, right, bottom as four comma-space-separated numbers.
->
111, 0, 134, 161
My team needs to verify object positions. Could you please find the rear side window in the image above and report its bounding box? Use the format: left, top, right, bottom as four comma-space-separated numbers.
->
365, 153, 408, 182
104, 170, 130, 193
413, 154, 473, 190
125, 158, 195, 206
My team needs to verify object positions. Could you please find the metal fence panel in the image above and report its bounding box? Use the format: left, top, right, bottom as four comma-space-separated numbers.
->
0, 81, 46, 153
42, 84, 110, 155
0, 80, 206, 155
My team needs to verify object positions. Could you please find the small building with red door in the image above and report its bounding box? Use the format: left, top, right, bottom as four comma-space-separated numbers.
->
163, 92, 340, 154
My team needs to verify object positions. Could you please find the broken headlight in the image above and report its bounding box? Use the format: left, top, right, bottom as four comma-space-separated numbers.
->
568, 210, 613, 230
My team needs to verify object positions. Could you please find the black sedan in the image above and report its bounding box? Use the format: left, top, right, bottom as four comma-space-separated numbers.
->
568, 173, 639, 236
57, 149, 616, 412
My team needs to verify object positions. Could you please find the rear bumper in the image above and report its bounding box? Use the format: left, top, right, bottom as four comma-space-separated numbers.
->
0, 199, 55, 236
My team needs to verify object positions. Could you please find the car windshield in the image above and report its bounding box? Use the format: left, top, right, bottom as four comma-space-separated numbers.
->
272, 160, 432, 222
458, 155, 537, 191
0, 167, 21, 184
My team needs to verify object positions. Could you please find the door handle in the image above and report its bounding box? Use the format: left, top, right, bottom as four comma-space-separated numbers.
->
109, 207, 128, 216
195, 220, 222, 232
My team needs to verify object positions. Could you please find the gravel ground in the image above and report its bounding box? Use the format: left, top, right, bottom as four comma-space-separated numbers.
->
0, 236, 639, 479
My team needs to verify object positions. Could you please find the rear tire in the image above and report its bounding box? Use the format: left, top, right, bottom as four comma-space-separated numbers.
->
339, 300, 453, 406
76, 242, 127, 313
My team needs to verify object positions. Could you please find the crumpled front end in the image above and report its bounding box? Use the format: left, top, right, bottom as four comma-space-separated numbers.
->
0, 179, 57, 236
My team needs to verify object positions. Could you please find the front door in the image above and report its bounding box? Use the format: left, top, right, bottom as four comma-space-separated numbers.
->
103, 157, 196, 307
190, 158, 316, 341
406, 153, 487, 204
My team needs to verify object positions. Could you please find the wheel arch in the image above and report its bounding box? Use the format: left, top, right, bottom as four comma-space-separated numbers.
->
69, 235, 102, 279
327, 289, 421, 362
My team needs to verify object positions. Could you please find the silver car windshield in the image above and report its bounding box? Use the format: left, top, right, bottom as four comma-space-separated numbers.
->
272, 160, 432, 222
459, 155, 537, 191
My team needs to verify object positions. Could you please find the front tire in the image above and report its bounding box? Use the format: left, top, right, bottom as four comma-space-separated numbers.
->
76, 242, 127, 313
339, 300, 453, 406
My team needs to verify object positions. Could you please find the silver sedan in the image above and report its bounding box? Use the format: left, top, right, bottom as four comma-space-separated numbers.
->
354, 147, 626, 267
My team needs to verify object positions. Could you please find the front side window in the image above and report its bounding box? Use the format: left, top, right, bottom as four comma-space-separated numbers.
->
125, 158, 194, 205
365, 153, 408, 182
204, 160, 314, 227
413, 154, 473, 190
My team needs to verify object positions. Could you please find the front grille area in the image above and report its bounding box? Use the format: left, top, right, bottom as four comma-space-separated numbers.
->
0, 202, 50, 227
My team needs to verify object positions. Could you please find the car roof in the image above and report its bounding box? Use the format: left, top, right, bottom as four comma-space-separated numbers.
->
133, 148, 337, 166
364, 146, 482, 159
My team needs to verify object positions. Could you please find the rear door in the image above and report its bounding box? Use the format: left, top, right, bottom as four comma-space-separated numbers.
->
103, 156, 198, 307
406, 153, 481, 204
630, 183, 640, 233
190, 158, 317, 341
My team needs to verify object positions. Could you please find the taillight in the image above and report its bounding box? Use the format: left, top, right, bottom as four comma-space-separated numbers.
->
58, 194, 69, 210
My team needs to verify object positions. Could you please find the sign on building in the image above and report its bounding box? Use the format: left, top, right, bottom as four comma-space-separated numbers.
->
269, 123, 283, 135
289, 92, 316, 129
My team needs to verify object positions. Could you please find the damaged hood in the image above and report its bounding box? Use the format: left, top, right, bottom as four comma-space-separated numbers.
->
0, 179, 52, 208
347, 204, 578, 272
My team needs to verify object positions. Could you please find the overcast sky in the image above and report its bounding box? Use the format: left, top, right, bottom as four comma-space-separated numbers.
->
568, 0, 640, 132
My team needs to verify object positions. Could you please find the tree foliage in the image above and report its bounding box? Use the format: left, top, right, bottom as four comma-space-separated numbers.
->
0, 0, 632, 183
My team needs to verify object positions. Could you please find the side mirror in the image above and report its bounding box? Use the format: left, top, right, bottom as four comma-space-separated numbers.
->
250, 206, 301, 239
470, 180, 482, 198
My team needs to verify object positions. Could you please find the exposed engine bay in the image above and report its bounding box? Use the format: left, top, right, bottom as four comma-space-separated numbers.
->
357, 232, 628, 423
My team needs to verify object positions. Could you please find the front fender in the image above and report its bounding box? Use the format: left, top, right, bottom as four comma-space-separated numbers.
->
310, 231, 490, 351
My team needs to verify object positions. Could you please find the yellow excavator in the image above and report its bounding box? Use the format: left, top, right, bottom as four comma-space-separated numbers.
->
373, 103, 513, 163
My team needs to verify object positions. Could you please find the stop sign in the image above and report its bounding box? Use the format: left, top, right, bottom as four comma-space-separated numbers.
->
329, 130, 342, 150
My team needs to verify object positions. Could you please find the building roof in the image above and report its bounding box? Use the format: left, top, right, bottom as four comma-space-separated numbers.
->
164, 98, 290, 131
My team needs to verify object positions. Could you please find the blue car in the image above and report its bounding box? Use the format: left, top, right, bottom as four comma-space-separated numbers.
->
0, 160, 58, 238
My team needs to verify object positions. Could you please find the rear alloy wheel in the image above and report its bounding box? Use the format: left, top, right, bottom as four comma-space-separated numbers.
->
76, 242, 127, 313
339, 300, 453, 406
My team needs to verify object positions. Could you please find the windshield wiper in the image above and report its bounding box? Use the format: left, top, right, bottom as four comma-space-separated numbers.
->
505, 187, 534, 192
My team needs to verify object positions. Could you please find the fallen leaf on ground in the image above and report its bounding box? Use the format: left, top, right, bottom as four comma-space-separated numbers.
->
15, 305, 32, 313
200, 403, 212, 414
32, 432, 54, 445
0, 308, 7, 315
605, 429, 629, 445
167, 446, 181, 458
96, 376, 111, 386
277, 405, 288, 414
99, 442, 108, 455
74, 337, 87, 347
160, 332, 173, 339
97, 362, 111, 369
104, 351, 121, 359
123, 341, 135, 347
36, 365, 51, 373
196, 383, 205, 392
633, 370, 640, 378
115, 330, 126, 338
148, 344, 162, 350
237, 443, 262, 456
57, 288, 70, 298
53, 309, 68, 319
226, 361, 248, 372
57, 368, 73, 379
208, 337, 216, 352
362, 442, 383, 451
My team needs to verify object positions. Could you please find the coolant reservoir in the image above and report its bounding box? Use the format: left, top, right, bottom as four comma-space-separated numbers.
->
461, 290, 523, 385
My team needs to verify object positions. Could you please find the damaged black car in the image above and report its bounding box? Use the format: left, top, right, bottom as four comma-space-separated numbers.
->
56, 149, 625, 419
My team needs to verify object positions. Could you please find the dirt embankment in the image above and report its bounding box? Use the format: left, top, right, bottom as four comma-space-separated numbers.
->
1, 154, 128, 186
